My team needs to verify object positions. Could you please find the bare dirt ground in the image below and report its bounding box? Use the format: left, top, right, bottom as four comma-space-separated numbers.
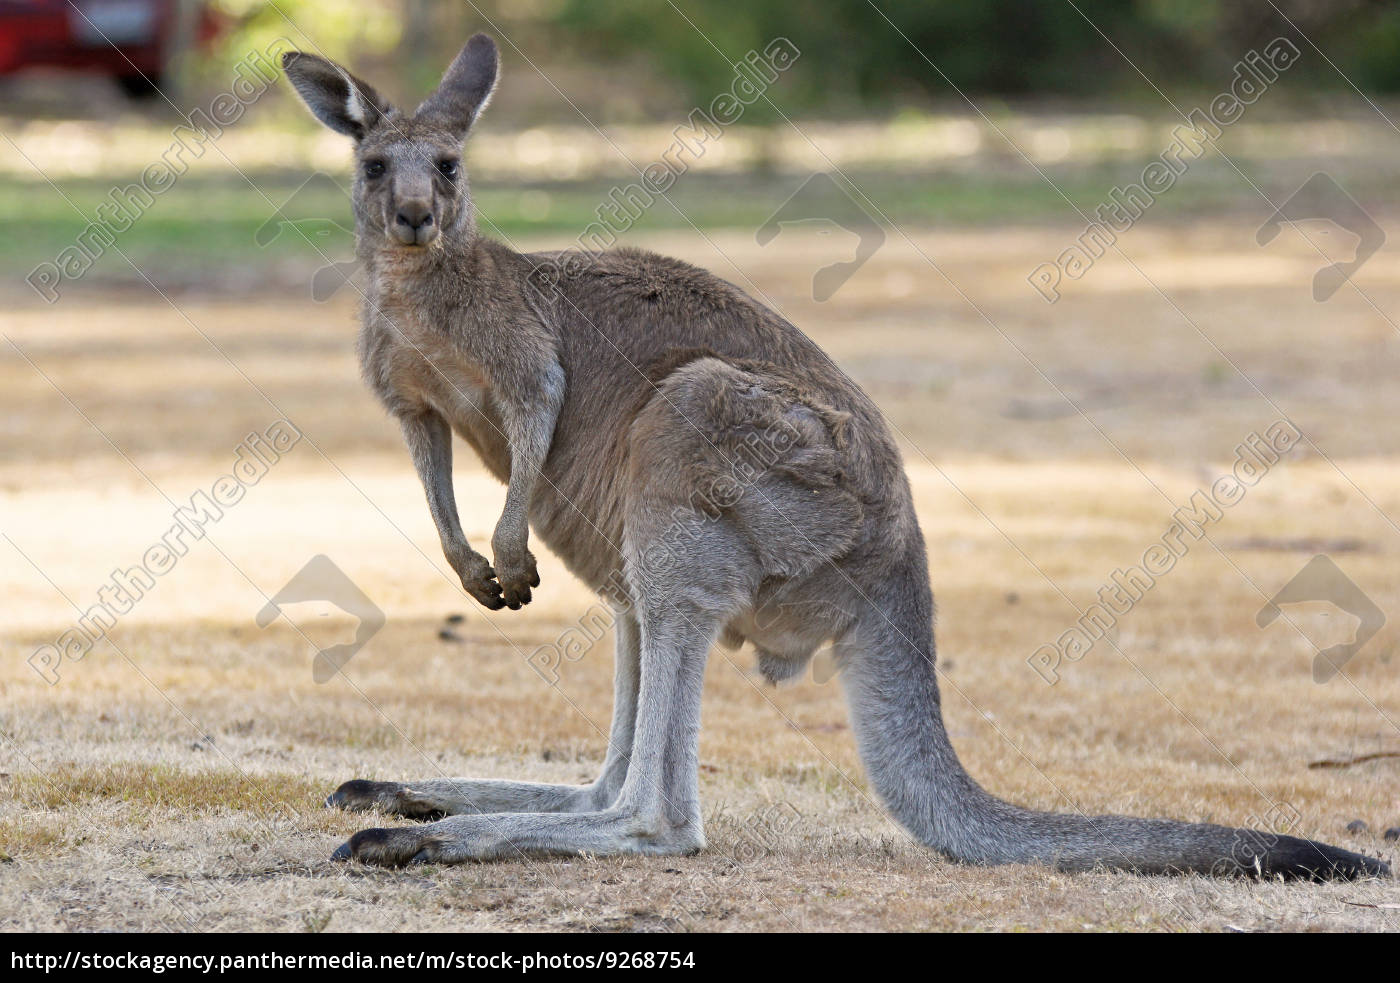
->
2, 224, 1399, 932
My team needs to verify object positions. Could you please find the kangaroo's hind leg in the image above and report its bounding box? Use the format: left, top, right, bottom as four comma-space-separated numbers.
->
330, 357, 859, 864
326, 609, 641, 818
331, 516, 750, 864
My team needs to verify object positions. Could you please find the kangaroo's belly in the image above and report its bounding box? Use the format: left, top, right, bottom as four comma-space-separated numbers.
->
528, 422, 631, 596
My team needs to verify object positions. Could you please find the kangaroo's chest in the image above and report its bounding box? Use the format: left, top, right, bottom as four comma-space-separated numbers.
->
424, 359, 512, 482
361, 310, 513, 483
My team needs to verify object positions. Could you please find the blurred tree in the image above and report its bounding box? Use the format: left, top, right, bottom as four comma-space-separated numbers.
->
548, 0, 1400, 111
197, 0, 1400, 119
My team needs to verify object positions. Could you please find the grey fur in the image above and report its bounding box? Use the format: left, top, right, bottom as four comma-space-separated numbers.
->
286, 36, 1389, 879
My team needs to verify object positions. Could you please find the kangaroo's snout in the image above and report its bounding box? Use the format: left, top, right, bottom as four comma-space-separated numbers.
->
393, 202, 436, 245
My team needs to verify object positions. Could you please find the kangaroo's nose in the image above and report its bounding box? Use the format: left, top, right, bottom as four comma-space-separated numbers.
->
395, 204, 433, 231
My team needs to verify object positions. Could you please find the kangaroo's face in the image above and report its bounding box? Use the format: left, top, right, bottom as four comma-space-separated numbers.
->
283, 35, 500, 251
354, 120, 467, 248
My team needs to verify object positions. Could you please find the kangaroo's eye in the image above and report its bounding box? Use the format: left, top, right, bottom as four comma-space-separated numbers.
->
437, 159, 459, 180
363, 160, 386, 179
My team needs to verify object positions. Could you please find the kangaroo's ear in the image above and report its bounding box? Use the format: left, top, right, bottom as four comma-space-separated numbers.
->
282, 51, 392, 140
415, 33, 499, 137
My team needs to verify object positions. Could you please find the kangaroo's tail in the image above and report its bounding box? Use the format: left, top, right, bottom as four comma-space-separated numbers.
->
838, 555, 1389, 880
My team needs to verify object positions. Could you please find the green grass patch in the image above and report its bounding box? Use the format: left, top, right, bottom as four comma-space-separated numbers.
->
0, 162, 1266, 286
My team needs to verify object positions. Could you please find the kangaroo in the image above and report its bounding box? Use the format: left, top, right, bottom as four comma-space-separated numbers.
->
282, 35, 1389, 879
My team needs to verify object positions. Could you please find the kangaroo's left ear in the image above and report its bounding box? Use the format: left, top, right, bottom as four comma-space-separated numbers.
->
415, 33, 499, 138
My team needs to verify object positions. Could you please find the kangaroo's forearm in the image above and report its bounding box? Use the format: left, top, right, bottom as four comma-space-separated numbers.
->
488, 360, 564, 607
400, 408, 469, 556
492, 371, 562, 554
402, 408, 505, 609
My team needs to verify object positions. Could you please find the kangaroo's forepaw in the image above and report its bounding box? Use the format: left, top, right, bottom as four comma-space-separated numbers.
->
325, 780, 445, 820
494, 550, 539, 610
459, 560, 506, 611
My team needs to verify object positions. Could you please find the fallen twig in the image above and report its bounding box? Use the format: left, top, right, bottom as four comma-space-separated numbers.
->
1307, 750, 1400, 769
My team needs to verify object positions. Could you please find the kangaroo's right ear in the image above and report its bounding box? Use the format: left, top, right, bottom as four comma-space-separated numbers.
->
282, 51, 392, 140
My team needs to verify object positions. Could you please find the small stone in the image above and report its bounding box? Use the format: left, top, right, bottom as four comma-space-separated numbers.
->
1345, 819, 1368, 835
445, 613, 465, 625
437, 628, 463, 643
1384, 827, 1400, 842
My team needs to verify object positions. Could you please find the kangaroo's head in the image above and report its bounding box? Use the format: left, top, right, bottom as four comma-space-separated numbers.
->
282, 34, 499, 251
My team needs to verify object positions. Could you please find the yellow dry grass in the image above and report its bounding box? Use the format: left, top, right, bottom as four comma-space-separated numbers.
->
1, 224, 1398, 932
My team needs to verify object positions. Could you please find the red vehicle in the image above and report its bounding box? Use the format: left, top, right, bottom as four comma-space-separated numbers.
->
0, 0, 222, 97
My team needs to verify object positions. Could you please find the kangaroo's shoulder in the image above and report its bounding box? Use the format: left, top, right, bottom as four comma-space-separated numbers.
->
531, 245, 756, 317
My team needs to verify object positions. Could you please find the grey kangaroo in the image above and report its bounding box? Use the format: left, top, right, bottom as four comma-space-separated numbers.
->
283, 35, 1388, 879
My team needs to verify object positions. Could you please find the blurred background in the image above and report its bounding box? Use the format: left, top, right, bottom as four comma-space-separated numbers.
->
2, 0, 1399, 931
4, 0, 1400, 290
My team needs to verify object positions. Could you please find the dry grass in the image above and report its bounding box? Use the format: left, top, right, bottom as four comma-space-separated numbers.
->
1, 225, 1398, 932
